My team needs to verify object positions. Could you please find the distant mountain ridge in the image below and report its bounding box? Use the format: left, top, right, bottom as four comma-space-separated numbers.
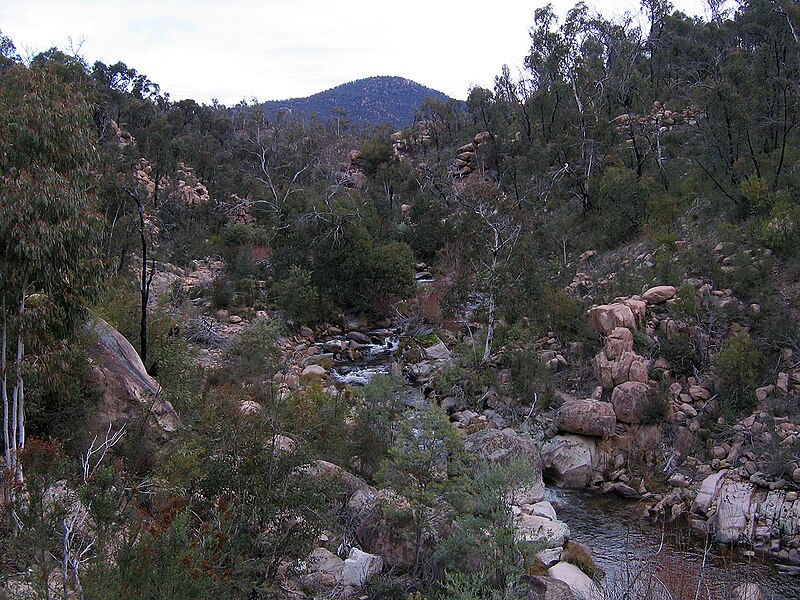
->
261, 76, 453, 128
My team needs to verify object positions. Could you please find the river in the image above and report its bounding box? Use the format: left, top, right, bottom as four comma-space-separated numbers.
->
547, 487, 800, 599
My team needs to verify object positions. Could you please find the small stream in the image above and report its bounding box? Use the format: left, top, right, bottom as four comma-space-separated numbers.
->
330, 333, 400, 386
547, 487, 800, 599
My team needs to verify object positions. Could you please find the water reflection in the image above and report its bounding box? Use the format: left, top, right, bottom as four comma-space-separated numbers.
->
546, 488, 799, 599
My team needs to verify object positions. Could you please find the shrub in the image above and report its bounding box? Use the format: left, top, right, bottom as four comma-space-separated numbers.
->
275, 265, 327, 326
590, 167, 652, 248
352, 374, 405, 479
760, 196, 800, 254
640, 389, 670, 425
659, 333, 698, 378
224, 319, 285, 383
715, 333, 761, 410
210, 275, 233, 309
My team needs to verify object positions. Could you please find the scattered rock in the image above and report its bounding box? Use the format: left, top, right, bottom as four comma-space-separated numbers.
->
301, 364, 328, 381
516, 514, 570, 548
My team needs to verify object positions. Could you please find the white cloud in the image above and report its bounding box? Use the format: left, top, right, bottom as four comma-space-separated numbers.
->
1, 0, 709, 105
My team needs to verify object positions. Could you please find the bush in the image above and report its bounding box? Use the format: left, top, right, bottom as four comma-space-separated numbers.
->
224, 319, 285, 383
760, 196, 800, 254
590, 167, 652, 249
211, 275, 234, 309
640, 389, 670, 425
352, 375, 405, 479
285, 385, 350, 464
659, 333, 698, 378
715, 333, 761, 410
275, 265, 328, 326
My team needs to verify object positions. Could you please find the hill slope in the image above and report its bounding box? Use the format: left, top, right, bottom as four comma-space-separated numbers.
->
261, 76, 453, 128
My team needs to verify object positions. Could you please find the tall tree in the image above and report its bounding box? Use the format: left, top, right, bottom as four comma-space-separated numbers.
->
0, 64, 104, 483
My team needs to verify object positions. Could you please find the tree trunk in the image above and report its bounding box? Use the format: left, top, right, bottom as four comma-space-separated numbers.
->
483, 249, 498, 364
13, 284, 25, 483
2, 296, 10, 472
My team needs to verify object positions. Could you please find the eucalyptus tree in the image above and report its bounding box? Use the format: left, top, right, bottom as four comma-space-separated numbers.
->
0, 64, 104, 484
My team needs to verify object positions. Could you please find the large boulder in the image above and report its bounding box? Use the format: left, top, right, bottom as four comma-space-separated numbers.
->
425, 340, 452, 361
547, 562, 604, 599
85, 317, 179, 441
715, 482, 755, 545
342, 548, 382, 588
516, 514, 570, 548
298, 460, 376, 499
541, 435, 602, 488
604, 327, 634, 360
525, 575, 579, 600
554, 399, 616, 438
588, 303, 636, 335
300, 547, 344, 591
464, 429, 544, 503
356, 490, 419, 571
642, 285, 676, 304
611, 351, 649, 386
611, 381, 651, 424
691, 470, 727, 517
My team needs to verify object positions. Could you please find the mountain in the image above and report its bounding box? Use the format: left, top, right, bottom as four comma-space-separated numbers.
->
261, 76, 453, 128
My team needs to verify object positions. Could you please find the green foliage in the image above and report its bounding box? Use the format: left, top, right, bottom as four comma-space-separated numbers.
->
360, 134, 393, 176
275, 265, 328, 326
152, 332, 201, 416
220, 223, 265, 278
639, 388, 670, 425
377, 406, 466, 577
211, 275, 234, 309
352, 374, 405, 479
759, 196, 800, 254
285, 385, 350, 464
224, 319, 285, 383
589, 167, 652, 249
499, 329, 554, 404
84, 511, 216, 600
310, 219, 416, 315
540, 287, 590, 343
741, 174, 773, 215
406, 196, 452, 261
436, 460, 537, 598
659, 333, 699, 378
715, 333, 761, 410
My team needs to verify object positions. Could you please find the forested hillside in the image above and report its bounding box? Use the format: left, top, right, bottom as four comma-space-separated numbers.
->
1, 0, 800, 598
261, 76, 453, 128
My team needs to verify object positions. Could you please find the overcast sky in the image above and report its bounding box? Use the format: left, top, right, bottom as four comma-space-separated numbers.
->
2, 0, 710, 105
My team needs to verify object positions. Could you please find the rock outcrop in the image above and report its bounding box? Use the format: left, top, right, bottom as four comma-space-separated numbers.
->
85, 317, 179, 442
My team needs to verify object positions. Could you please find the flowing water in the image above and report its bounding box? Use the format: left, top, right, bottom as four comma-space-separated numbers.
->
546, 487, 800, 599
321, 328, 800, 598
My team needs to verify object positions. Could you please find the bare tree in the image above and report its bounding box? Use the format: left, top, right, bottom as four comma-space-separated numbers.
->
455, 181, 522, 364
